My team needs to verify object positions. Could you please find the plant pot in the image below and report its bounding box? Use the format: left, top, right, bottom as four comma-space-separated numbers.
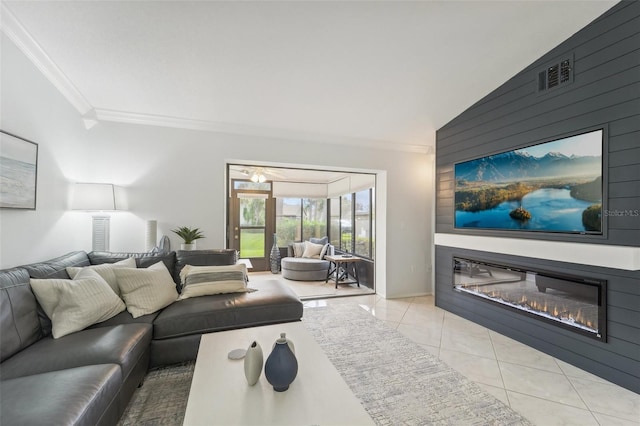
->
181, 243, 195, 250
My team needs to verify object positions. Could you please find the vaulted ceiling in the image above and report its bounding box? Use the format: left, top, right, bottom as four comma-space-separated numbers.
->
2, 1, 617, 151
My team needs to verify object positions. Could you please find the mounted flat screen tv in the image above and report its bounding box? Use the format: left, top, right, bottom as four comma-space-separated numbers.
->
454, 128, 604, 234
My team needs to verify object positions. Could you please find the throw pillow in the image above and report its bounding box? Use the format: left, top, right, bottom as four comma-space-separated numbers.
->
302, 241, 324, 259
310, 236, 329, 245
66, 257, 136, 295
114, 261, 178, 318
30, 269, 125, 339
178, 264, 249, 300
292, 242, 306, 258
319, 243, 330, 259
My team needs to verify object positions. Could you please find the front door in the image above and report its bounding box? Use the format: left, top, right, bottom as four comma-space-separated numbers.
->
228, 180, 275, 271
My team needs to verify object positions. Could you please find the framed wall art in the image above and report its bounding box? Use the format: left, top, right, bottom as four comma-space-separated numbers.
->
454, 128, 604, 235
0, 130, 39, 209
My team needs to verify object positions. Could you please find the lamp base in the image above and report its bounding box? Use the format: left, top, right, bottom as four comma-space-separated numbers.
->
92, 215, 110, 252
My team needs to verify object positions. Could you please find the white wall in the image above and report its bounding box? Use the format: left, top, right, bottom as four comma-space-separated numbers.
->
0, 34, 435, 297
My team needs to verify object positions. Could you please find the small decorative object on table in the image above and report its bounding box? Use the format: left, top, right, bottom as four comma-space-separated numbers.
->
244, 341, 263, 386
270, 233, 281, 274
272, 332, 295, 354
227, 348, 246, 360
265, 332, 298, 392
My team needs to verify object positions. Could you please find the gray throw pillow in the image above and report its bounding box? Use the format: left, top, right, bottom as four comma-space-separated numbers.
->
310, 236, 329, 245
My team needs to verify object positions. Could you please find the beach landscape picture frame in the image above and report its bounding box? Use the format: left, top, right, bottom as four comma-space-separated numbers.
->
0, 130, 38, 210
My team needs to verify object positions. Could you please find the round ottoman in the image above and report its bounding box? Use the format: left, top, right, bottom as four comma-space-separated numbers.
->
281, 257, 329, 281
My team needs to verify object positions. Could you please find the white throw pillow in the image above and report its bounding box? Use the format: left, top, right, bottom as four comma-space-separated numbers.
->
114, 261, 178, 318
178, 264, 249, 300
302, 241, 324, 259
66, 257, 136, 295
319, 243, 330, 259
292, 242, 306, 258
30, 269, 126, 339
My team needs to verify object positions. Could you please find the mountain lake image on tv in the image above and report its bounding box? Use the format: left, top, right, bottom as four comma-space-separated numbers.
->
455, 129, 603, 234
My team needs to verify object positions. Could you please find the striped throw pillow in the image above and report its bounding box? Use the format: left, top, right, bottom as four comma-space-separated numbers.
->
178, 263, 248, 300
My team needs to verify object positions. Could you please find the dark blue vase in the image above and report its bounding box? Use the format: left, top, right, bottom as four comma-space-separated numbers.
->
264, 334, 298, 392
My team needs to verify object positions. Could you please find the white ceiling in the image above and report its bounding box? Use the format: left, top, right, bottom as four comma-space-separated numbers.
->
2, 1, 617, 151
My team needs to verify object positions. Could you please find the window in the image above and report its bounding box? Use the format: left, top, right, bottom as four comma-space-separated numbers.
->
354, 189, 371, 258
273, 187, 374, 260
239, 197, 266, 258
275, 198, 301, 246
275, 198, 326, 246
302, 199, 327, 241
234, 181, 271, 191
341, 194, 353, 252
329, 197, 340, 247
329, 188, 374, 259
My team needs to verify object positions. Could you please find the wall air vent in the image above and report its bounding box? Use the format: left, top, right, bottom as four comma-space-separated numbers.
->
537, 55, 574, 93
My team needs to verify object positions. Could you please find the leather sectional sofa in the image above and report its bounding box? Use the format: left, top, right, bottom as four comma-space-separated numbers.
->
0, 249, 303, 425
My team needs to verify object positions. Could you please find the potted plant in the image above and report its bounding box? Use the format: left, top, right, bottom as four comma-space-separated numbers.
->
172, 226, 205, 250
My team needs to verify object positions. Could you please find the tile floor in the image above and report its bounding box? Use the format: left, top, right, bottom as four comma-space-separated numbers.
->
304, 294, 640, 426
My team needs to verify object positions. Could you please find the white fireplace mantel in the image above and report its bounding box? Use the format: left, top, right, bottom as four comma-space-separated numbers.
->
434, 233, 640, 271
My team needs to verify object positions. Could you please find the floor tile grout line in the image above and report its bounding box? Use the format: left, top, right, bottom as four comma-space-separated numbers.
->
495, 362, 515, 410
559, 360, 603, 424
487, 331, 511, 409
436, 300, 445, 359
497, 358, 574, 376
505, 389, 599, 417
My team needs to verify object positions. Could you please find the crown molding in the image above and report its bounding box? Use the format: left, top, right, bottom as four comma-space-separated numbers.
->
1, 2, 93, 115
94, 108, 433, 154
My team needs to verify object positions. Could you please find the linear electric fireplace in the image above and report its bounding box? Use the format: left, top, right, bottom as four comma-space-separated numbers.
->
453, 258, 607, 340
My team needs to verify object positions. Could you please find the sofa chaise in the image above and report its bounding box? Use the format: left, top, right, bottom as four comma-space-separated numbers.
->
281, 238, 334, 281
0, 249, 303, 425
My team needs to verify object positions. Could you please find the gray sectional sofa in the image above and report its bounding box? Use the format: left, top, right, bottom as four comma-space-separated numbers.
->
0, 249, 303, 425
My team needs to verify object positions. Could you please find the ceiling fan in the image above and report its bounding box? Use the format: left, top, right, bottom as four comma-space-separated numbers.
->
236, 166, 286, 183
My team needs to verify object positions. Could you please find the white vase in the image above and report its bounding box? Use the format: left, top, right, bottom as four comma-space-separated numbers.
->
244, 341, 263, 386
181, 243, 195, 250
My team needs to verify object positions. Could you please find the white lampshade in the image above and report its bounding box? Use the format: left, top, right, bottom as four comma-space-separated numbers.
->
71, 183, 117, 211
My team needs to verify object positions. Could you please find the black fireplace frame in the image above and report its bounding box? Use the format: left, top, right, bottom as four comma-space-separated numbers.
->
452, 257, 607, 341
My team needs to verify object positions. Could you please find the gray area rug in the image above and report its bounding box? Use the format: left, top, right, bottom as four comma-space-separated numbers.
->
120, 304, 531, 425
303, 304, 531, 426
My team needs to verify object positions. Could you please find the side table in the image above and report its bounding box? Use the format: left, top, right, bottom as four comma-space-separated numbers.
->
324, 255, 361, 289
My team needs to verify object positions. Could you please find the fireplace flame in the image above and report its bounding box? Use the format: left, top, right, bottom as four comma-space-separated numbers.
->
458, 283, 598, 334
454, 259, 601, 337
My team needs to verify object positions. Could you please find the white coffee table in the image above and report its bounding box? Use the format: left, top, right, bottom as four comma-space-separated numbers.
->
183, 322, 374, 425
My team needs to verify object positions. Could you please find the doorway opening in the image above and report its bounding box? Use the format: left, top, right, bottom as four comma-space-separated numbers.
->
226, 163, 377, 298
228, 179, 274, 271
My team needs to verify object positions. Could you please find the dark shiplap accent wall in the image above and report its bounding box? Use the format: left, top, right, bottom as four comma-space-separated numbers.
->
435, 1, 640, 392
436, 246, 640, 393
436, 1, 640, 245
